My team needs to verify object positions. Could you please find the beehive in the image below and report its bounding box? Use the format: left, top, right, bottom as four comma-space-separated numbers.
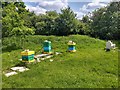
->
68, 41, 76, 52
43, 40, 52, 54
21, 50, 35, 62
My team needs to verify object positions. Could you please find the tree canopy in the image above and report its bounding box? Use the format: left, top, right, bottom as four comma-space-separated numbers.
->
2, 2, 35, 37
85, 2, 120, 40
2, 1, 119, 40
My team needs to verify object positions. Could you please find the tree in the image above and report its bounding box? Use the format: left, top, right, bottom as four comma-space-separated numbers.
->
2, 2, 35, 48
35, 21, 46, 35
2, 3, 22, 37
54, 7, 78, 35
82, 15, 91, 24
77, 22, 90, 35
35, 11, 58, 35
2, 2, 35, 37
90, 2, 120, 40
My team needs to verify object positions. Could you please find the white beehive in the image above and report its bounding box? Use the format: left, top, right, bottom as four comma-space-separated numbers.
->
106, 40, 115, 49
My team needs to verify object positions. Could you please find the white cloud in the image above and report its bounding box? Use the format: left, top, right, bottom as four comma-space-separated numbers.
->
80, 1, 107, 12
38, 0, 68, 11
26, 5, 47, 15
92, 0, 100, 4
24, 0, 111, 19
25, 0, 68, 15
23, 0, 112, 2
77, 0, 108, 19
75, 12, 85, 19
86, 2, 107, 9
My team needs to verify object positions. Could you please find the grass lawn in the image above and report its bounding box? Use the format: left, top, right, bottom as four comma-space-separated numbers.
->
2, 35, 119, 88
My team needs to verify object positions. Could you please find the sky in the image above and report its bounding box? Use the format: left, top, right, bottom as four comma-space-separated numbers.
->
22, 0, 112, 19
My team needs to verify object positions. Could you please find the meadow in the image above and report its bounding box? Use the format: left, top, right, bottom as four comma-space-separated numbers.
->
2, 35, 119, 88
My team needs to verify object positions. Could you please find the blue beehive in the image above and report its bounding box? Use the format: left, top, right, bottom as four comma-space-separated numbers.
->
43, 40, 52, 54
68, 41, 76, 52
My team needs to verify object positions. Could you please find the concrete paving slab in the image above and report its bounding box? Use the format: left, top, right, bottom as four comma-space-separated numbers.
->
5, 71, 18, 77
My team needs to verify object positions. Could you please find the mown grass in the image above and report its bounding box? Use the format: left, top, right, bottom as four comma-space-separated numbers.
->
2, 35, 119, 88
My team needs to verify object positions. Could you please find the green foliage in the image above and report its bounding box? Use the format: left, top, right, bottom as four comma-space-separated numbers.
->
2, 1, 119, 40
33, 7, 87, 36
89, 2, 120, 40
46, 10, 58, 18
2, 2, 35, 49
77, 21, 90, 35
11, 26, 35, 36
2, 2, 35, 37
55, 7, 78, 35
35, 11, 58, 35
82, 15, 91, 24
35, 21, 46, 35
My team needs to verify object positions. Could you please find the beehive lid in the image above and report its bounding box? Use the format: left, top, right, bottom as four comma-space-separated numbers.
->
68, 41, 76, 45
44, 40, 51, 43
21, 50, 35, 55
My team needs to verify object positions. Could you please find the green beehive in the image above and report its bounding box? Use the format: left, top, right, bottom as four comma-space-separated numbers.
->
21, 50, 35, 62
43, 40, 52, 54
22, 54, 34, 61
44, 40, 51, 47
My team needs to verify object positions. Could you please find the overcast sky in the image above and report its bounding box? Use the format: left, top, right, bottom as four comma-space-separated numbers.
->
23, 0, 112, 19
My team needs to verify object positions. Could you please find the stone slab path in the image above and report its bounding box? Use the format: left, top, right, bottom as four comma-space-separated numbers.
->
4, 52, 62, 77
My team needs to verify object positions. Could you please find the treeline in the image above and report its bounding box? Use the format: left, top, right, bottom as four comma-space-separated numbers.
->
1, 1, 120, 40
87, 2, 120, 40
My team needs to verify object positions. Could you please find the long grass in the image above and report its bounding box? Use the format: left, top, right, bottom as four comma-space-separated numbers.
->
2, 35, 119, 88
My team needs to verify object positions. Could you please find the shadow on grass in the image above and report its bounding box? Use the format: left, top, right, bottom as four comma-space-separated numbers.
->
15, 61, 28, 67
2, 43, 22, 53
